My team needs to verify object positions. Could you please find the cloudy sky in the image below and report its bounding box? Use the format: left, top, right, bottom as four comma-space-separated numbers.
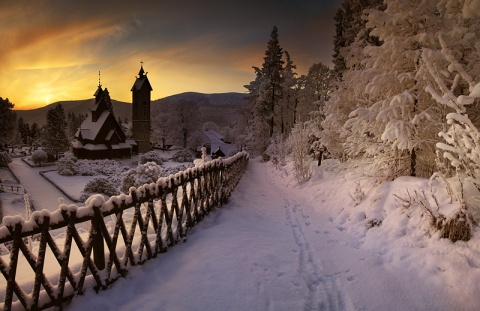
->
1, 0, 341, 110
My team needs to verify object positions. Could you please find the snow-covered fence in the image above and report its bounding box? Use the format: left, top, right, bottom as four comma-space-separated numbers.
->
0, 152, 249, 310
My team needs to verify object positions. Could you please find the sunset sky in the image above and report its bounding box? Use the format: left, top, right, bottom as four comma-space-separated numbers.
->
1, 0, 340, 110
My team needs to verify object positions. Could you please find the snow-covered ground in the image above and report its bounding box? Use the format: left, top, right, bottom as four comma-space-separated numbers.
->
63, 158, 480, 311
6, 158, 75, 214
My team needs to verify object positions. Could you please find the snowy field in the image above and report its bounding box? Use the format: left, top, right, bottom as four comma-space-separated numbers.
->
61, 157, 480, 311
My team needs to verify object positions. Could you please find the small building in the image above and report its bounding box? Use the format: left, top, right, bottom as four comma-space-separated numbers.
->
72, 84, 131, 159
198, 130, 237, 158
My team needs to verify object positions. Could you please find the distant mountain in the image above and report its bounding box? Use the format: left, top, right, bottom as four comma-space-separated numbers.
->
14, 99, 131, 127
14, 92, 247, 127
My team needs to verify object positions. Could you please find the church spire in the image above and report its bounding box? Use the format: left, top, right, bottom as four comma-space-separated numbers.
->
94, 70, 103, 97
138, 61, 146, 77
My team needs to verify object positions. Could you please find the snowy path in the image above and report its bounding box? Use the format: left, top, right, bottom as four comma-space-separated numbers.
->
8, 158, 74, 213
66, 159, 457, 311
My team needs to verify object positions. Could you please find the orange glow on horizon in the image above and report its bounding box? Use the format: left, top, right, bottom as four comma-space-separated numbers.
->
1, 1, 337, 111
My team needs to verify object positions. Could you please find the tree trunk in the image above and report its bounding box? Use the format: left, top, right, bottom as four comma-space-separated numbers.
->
410, 148, 416, 177
317, 150, 323, 166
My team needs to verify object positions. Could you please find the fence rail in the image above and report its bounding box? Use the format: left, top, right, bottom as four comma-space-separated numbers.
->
0, 152, 249, 310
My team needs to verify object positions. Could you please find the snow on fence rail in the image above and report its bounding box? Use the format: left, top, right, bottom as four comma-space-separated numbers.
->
0, 152, 249, 310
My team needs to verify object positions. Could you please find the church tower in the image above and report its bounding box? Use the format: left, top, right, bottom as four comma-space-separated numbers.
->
131, 63, 153, 153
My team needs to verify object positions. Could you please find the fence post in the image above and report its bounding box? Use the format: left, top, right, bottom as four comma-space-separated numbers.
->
92, 213, 105, 270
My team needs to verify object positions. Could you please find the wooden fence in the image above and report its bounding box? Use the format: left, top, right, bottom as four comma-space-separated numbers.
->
0, 152, 249, 310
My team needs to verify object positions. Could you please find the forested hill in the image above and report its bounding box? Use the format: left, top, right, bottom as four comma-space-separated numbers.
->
13, 92, 246, 127
153, 92, 247, 126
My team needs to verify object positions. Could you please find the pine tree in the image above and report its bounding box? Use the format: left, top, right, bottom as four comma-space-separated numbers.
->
262, 26, 285, 137
332, 0, 384, 77
17, 117, 30, 145
29, 122, 40, 146
44, 104, 70, 159
0, 97, 16, 149
279, 50, 298, 136
324, 0, 384, 161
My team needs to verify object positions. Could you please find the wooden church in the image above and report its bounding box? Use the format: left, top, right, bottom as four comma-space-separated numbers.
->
72, 65, 152, 159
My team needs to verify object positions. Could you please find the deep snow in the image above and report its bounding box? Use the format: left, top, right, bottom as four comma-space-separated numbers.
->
62, 158, 479, 311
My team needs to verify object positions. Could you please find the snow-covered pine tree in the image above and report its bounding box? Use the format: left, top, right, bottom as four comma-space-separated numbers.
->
279, 50, 298, 137
44, 103, 70, 159
300, 63, 333, 121
332, 0, 384, 78
344, 0, 445, 180
244, 67, 271, 155
302, 63, 334, 165
261, 26, 285, 138
323, 0, 384, 162
245, 26, 285, 151
0, 97, 16, 148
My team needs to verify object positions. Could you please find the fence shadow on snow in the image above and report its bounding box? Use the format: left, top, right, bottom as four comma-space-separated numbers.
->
0, 152, 249, 310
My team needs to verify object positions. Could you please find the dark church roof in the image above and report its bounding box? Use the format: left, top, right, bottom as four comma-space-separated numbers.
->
73, 84, 129, 157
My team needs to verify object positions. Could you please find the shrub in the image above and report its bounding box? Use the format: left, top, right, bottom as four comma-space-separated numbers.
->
140, 151, 164, 165
76, 159, 124, 176
287, 123, 312, 183
120, 162, 164, 193
57, 156, 78, 176
31, 149, 48, 167
119, 161, 194, 194
83, 177, 118, 197
171, 149, 194, 162
0, 152, 11, 168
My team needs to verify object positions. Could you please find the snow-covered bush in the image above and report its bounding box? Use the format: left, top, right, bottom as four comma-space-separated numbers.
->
31, 149, 48, 167
0, 152, 11, 168
140, 151, 164, 165
120, 162, 164, 193
82, 177, 118, 197
287, 123, 312, 183
171, 149, 194, 162
120, 162, 193, 194
57, 156, 78, 176
420, 8, 480, 241
76, 159, 125, 176
265, 134, 286, 167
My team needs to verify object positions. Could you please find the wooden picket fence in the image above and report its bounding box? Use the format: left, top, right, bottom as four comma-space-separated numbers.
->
0, 152, 249, 310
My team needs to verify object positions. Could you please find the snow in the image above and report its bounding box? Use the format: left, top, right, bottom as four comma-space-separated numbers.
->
463, 0, 480, 18
470, 82, 480, 97
5, 158, 74, 214
63, 158, 479, 311
2, 151, 480, 310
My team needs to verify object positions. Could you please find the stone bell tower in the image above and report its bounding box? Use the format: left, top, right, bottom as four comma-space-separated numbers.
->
131, 62, 153, 154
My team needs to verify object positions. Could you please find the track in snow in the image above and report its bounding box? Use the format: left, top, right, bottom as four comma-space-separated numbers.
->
284, 197, 347, 311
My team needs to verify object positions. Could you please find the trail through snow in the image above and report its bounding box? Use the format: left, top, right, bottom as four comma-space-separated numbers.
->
66, 159, 458, 311
8, 158, 73, 213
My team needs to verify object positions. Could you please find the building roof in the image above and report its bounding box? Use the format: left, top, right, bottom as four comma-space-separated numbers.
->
203, 130, 226, 144
76, 110, 110, 140
131, 65, 153, 91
